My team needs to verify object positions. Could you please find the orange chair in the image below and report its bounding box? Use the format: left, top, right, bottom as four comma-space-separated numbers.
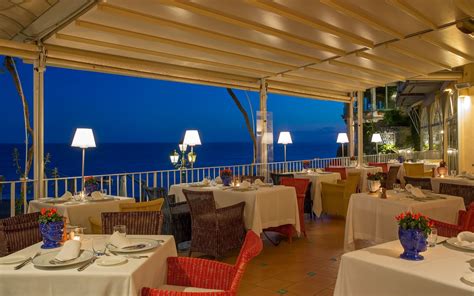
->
141, 231, 263, 296
368, 162, 389, 173
431, 202, 474, 237
325, 166, 347, 180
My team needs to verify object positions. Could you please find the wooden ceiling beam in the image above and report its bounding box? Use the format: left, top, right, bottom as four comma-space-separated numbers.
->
355, 51, 426, 75
328, 60, 405, 81
303, 66, 386, 86
269, 80, 349, 98
411, 71, 463, 81
385, 0, 437, 29
320, 0, 405, 39
384, 43, 451, 69
454, 0, 474, 17
420, 35, 474, 62
282, 73, 371, 91
246, 0, 374, 48
162, 0, 346, 55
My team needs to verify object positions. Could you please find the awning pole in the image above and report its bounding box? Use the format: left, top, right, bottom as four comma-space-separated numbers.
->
33, 46, 46, 200
357, 90, 364, 167
348, 93, 355, 157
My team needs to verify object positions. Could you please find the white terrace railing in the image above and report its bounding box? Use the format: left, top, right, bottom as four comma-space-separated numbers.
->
0, 153, 404, 217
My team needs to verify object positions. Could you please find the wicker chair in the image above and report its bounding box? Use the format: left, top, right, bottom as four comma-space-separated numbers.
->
101, 211, 163, 235
270, 173, 294, 185
368, 162, 388, 173
384, 166, 400, 189
0, 212, 42, 257
321, 172, 360, 217
303, 182, 314, 219
439, 183, 474, 207
119, 198, 165, 212
430, 202, 474, 237
182, 189, 245, 258
404, 176, 432, 190
141, 231, 263, 296
144, 186, 167, 201
325, 166, 347, 180
162, 194, 192, 247
403, 163, 432, 177
239, 175, 265, 183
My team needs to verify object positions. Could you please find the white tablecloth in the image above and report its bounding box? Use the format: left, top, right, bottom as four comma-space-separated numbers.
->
28, 196, 135, 233
431, 177, 474, 193
0, 235, 177, 296
347, 166, 383, 192
294, 172, 341, 217
344, 190, 465, 251
169, 184, 300, 234
335, 239, 474, 296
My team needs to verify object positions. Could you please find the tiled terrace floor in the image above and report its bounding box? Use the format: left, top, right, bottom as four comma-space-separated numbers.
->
224, 217, 346, 296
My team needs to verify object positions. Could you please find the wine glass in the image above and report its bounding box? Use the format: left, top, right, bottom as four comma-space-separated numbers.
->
266, 177, 274, 186
450, 170, 457, 177
427, 227, 438, 247
393, 183, 401, 193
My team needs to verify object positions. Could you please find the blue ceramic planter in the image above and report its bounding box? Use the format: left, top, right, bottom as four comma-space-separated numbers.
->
39, 221, 64, 249
85, 183, 99, 196
398, 227, 427, 261
222, 176, 232, 186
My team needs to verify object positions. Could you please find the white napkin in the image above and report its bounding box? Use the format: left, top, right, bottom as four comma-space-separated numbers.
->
55, 240, 81, 261
457, 231, 474, 248
405, 184, 426, 198
202, 178, 210, 185
91, 191, 104, 200
254, 179, 264, 186
58, 191, 72, 201
240, 181, 251, 189
315, 169, 324, 173
108, 231, 133, 249
215, 176, 222, 184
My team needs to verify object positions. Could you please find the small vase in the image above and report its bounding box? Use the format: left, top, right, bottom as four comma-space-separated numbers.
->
39, 221, 64, 249
398, 228, 427, 261
84, 183, 99, 196
368, 180, 381, 193
222, 176, 232, 186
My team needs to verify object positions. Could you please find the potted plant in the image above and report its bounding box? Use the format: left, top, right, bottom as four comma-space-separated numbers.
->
302, 160, 310, 170
39, 208, 64, 249
84, 176, 99, 196
396, 212, 433, 261
220, 169, 233, 186
367, 172, 384, 192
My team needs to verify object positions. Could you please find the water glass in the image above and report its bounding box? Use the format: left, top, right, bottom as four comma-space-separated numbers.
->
73, 227, 84, 241
113, 225, 127, 236
451, 170, 457, 177
92, 237, 107, 256
427, 227, 438, 247
393, 183, 401, 193
73, 192, 83, 202
266, 178, 274, 186
101, 189, 108, 196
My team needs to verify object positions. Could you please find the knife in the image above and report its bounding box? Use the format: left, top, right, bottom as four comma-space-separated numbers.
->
77, 256, 97, 272
14, 252, 41, 270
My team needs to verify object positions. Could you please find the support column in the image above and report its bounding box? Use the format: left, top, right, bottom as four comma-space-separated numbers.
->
371, 88, 376, 112
348, 93, 355, 157
357, 90, 364, 167
259, 79, 268, 165
33, 47, 46, 200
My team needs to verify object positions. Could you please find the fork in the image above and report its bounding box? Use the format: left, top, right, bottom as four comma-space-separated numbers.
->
14, 252, 41, 270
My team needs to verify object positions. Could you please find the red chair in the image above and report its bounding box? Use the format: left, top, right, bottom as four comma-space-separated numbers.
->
368, 162, 389, 173
325, 166, 347, 180
430, 202, 474, 237
141, 231, 263, 296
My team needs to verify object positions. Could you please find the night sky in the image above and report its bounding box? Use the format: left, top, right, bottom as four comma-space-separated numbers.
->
0, 57, 345, 144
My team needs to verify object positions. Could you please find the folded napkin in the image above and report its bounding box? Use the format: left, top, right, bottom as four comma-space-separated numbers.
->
254, 179, 264, 186
108, 231, 133, 249
202, 178, 210, 185
55, 240, 81, 261
58, 191, 72, 201
215, 176, 222, 184
91, 191, 104, 200
240, 181, 251, 189
457, 231, 474, 248
315, 169, 324, 173
405, 184, 426, 198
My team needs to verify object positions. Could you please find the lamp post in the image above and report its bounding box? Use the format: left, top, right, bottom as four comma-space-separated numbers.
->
278, 131, 292, 171
71, 128, 96, 191
336, 133, 349, 157
371, 133, 383, 155
170, 130, 201, 183
183, 130, 201, 169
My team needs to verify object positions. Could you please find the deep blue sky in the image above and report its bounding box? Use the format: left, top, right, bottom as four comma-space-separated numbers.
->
0, 57, 345, 144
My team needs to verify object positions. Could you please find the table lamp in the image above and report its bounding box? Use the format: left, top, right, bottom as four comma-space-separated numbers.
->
71, 128, 96, 191
278, 131, 293, 162
336, 133, 349, 157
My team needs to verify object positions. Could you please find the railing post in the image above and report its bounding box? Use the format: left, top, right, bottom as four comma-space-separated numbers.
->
10, 183, 15, 217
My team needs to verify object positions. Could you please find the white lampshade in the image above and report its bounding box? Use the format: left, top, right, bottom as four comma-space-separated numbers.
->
183, 130, 201, 146
278, 131, 293, 144
336, 133, 349, 144
371, 133, 383, 143
71, 128, 96, 148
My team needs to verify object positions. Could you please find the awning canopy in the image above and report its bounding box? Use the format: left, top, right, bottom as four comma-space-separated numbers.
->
1, 0, 474, 102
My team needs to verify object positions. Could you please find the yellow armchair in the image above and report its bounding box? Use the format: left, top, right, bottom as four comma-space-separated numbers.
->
321, 172, 360, 217
119, 198, 164, 212
88, 216, 102, 234
403, 163, 432, 177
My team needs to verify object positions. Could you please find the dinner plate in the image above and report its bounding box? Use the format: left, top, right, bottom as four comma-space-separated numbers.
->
446, 238, 474, 251
86, 197, 116, 202
107, 238, 159, 253
256, 184, 273, 187
64, 201, 82, 205
96, 256, 127, 266
189, 183, 210, 187
0, 255, 28, 265
33, 250, 94, 268
461, 273, 474, 285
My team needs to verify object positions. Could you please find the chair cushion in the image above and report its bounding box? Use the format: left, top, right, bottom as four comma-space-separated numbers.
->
158, 284, 224, 293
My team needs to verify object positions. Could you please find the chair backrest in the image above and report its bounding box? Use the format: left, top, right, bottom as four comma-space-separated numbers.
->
439, 183, 474, 207
101, 211, 163, 235
270, 173, 294, 185
230, 231, 263, 292
0, 212, 42, 257
345, 172, 360, 195
143, 186, 167, 201
404, 176, 432, 190
403, 163, 425, 177
119, 198, 164, 212
280, 177, 310, 198
458, 204, 474, 230
368, 162, 388, 173
182, 189, 217, 218
385, 166, 400, 189
239, 175, 265, 183
325, 166, 347, 180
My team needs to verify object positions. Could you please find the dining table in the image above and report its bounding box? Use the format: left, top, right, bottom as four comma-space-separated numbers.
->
344, 190, 465, 251
396, 162, 439, 185
431, 176, 474, 193
169, 183, 300, 235
346, 166, 383, 192
294, 171, 341, 217
334, 238, 474, 296
28, 196, 135, 233
0, 235, 177, 296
